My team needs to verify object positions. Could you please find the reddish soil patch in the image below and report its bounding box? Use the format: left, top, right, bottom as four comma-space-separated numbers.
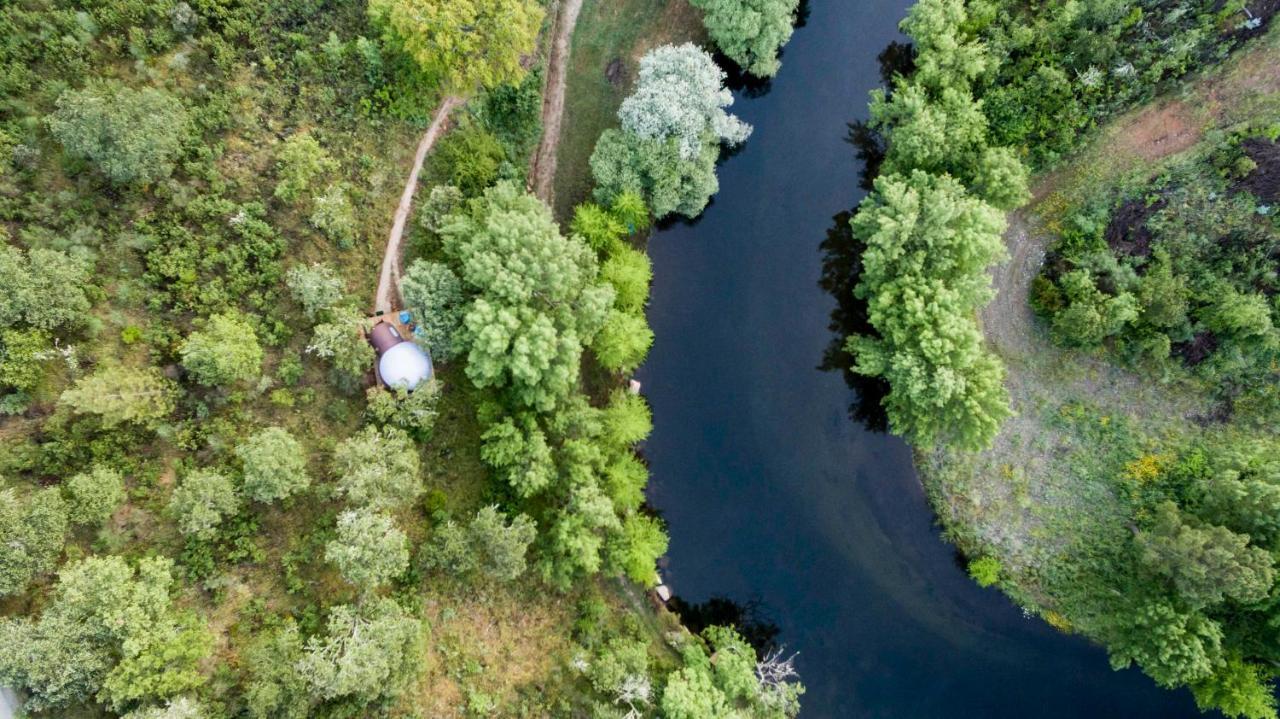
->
1173, 330, 1219, 366
1241, 137, 1280, 203
1104, 196, 1167, 259
1111, 103, 1200, 162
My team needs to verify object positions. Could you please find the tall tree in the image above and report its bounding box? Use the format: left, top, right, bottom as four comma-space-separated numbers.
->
331, 426, 422, 510
366, 0, 543, 91
46, 81, 189, 185
0, 488, 68, 597
59, 365, 178, 427
236, 427, 311, 504
180, 312, 263, 387
690, 0, 799, 77
295, 598, 420, 703
325, 509, 409, 590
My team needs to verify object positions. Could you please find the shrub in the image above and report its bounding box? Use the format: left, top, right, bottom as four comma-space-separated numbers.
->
168, 468, 240, 539
47, 81, 189, 185
65, 466, 126, 526
308, 183, 358, 248
398, 260, 465, 361
325, 509, 409, 590
273, 133, 337, 203
600, 247, 652, 315
591, 310, 654, 372
236, 427, 311, 503
180, 312, 263, 387
967, 556, 1001, 587
0, 488, 68, 597
285, 263, 346, 321
430, 122, 505, 196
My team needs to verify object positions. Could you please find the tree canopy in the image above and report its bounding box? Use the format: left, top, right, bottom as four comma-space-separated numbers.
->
47, 81, 189, 185
691, 0, 799, 77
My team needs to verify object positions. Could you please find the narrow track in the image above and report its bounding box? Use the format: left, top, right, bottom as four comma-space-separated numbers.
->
529, 0, 585, 204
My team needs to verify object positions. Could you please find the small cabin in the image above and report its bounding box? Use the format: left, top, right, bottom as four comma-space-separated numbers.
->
368, 321, 433, 390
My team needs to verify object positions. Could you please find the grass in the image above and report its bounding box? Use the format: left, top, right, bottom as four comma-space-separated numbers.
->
552, 0, 707, 220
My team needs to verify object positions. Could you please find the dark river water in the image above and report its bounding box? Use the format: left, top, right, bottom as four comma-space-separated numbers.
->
636, 0, 1204, 716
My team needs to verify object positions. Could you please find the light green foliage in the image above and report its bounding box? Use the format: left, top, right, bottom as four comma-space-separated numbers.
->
0, 488, 68, 597
971, 146, 1031, 211
422, 505, 537, 582
398, 260, 466, 361
273, 133, 337, 203
586, 637, 650, 696
0, 328, 51, 399
1199, 447, 1280, 547
325, 509, 409, 589
306, 309, 375, 385
607, 514, 667, 585
1050, 269, 1138, 347
47, 81, 189, 185
121, 697, 205, 719
661, 627, 803, 719
1192, 656, 1278, 719
366, 0, 543, 91
898, 0, 988, 91
1137, 502, 1274, 608
242, 624, 308, 719
480, 412, 554, 497
365, 381, 442, 439
846, 170, 1010, 450
1106, 599, 1224, 688
0, 556, 208, 712
430, 122, 505, 196
1200, 289, 1275, 342
442, 181, 613, 411
662, 663, 730, 719
308, 183, 358, 248
236, 427, 311, 503
59, 365, 178, 427
295, 598, 421, 703
331, 425, 422, 510
121, 696, 205, 719
168, 469, 241, 540
600, 391, 653, 449
604, 453, 649, 513
967, 556, 1000, 587
592, 310, 654, 372
417, 185, 464, 235
691, 0, 798, 77
180, 312, 263, 387
600, 246, 652, 314
609, 191, 651, 235
0, 245, 92, 332
285, 263, 346, 321
570, 202, 628, 253
65, 466, 126, 526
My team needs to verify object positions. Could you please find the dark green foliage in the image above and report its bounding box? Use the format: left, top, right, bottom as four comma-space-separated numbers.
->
430, 121, 506, 197
477, 70, 544, 163
0, 488, 68, 597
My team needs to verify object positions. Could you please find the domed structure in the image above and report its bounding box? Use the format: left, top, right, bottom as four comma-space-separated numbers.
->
368, 321, 433, 390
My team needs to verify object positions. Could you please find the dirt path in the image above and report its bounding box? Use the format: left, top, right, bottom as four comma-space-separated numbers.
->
374, 96, 462, 314
529, 0, 585, 204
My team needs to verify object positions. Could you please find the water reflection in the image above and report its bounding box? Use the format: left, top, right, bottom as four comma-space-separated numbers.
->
667, 594, 783, 656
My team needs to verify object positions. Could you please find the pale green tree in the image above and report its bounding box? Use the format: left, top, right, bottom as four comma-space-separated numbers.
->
47, 81, 189, 185
309, 183, 358, 248
59, 365, 178, 427
0, 488, 68, 597
607, 513, 668, 585
65, 466, 126, 526
0, 245, 92, 331
691, 0, 799, 77
479, 412, 554, 497
366, 0, 543, 91
295, 598, 421, 703
600, 246, 653, 314
1137, 502, 1275, 608
236, 427, 311, 503
285, 263, 346, 321
180, 312, 263, 387
591, 310, 654, 373
421, 506, 536, 582
306, 309, 375, 386
325, 509, 409, 590
273, 133, 337, 203
398, 260, 466, 361
590, 129, 722, 219
331, 425, 422, 510
168, 469, 241, 540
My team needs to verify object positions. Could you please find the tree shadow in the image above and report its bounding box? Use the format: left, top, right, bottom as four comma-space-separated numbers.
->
714, 49, 775, 99
817, 209, 891, 433
666, 594, 783, 657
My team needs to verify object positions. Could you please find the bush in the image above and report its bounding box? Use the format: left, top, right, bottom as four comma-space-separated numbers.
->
65, 466, 126, 526
325, 509, 409, 590
308, 183, 358, 248
967, 556, 1001, 587
180, 312, 263, 387
274, 133, 337, 203
285, 263, 346, 321
168, 468, 240, 539
591, 310, 654, 373
430, 122, 505, 196
398, 260, 465, 361
600, 247, 652, 315
236, 427, 311, 503
0, 488, 68, 597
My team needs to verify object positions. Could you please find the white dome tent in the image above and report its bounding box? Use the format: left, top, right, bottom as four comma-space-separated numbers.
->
368, 321, 433, 390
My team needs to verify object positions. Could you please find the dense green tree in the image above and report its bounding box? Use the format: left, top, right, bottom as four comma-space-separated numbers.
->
242, 624, 308, 719
897, 0, 989, 91
398, 260, 465, 361
1105, 599, 1224, 688
180, 312, 263, 387
65, 466, 126, 526
422, 506, 536, 582
365, 382, 442, 439
430, 122, 505, 196
59, 365, 178, 427
273, 133, 337, 203
366, 0, 543, 91
0, 488, 68, 597
285, 263, 346, 321
1050, 269, 1139, 347
1137, 502, 1274, 608
591, 129, 722, 220
0, 245, 92, 332
121, 697, 206, 719
1192, 657, 1278, 719
306, 310, 375, 386
591, 310, 654, 373
480, 412, 555, 497
607, 514, 668, 585
308, 183, 358, 248
295, 598, 420, 703
570, 202, 628, 254
846, 170, 1010, 449
600, 246, 653, 315
331, 425, 422, 510
600, 391, 653, 450
0, 557, 208, 712
47, 81, 189, 185
1198, 448, 1280, 547
691, 0, 799, 77
168, 469, 241, 540
442, 181, 613, 410
0, 328, 49, 401
236, 427, 311, 503
325, 509, 409, 590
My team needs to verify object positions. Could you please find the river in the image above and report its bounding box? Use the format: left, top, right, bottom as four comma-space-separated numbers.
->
636, 0, 1203, 715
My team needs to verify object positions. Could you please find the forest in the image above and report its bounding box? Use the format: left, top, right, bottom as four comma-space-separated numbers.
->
0, 0, 805, 717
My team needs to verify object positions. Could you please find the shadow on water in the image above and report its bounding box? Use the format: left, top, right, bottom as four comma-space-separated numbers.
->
667, 594, 783, 656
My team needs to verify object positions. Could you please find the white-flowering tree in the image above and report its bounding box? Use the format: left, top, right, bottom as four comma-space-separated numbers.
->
617, 43, 751, 160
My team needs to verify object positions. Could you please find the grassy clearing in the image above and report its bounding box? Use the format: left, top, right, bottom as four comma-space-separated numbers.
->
552, 0, 706, 219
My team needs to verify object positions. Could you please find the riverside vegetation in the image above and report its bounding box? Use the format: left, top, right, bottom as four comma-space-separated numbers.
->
839, 0, 1280, 716
0, 0, 806, 717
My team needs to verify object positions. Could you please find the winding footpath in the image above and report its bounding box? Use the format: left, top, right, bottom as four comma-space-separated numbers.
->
374, 96, 462, 314
529, 0, 585, 203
